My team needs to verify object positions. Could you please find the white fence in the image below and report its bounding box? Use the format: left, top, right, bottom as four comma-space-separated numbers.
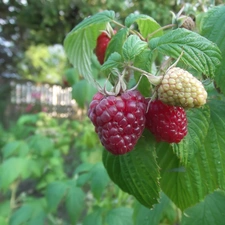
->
1, 78, 83, 125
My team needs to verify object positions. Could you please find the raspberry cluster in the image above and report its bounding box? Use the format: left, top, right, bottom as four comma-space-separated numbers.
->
89, 33, 208, 155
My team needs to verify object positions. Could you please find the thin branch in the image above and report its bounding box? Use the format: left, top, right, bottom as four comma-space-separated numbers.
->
111, 20, 145, 41
147, 24, 175, 40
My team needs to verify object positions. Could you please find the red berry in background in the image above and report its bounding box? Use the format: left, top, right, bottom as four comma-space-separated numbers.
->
95, 32, 112, 64
145, 99, 187, 143
88, 90, 147, 155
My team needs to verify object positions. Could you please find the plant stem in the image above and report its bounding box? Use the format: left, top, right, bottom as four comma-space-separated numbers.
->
10, 180, 19, 210
126, 65, 154, 76
111, 20, 145, 41
126, 65, 163, 86
147, 24, 175, 40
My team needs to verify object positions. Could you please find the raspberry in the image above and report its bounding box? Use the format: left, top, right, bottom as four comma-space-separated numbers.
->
145, 99, 187, 143
95, 32, 111, 65
88, 90, 147, 155
157, 67, 207, 108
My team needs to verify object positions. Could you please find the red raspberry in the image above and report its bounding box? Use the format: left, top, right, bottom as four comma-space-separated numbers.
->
145, 99, 187, 143
88, 90, 147, 155
95, 32, 111, 65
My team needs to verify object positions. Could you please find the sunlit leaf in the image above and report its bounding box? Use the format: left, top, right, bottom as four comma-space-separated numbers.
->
125, 13, 163, 39
122, 35, 148, 61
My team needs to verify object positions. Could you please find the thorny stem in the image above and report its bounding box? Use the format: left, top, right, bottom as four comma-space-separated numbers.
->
147, 24, 175, 40
111, 20, 145, 41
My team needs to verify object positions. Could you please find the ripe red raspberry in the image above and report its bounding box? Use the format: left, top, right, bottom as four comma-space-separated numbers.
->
95, 32, 111, 64
145, 99, 187, 143
88, 90, 147, 155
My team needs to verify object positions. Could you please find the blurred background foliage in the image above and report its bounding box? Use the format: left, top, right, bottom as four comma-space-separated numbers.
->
1, 0, 224, 82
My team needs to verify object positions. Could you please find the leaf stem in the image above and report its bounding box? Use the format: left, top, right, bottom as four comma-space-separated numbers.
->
126, 65, 154, 76
111, 20, 145, 41
147, 24, 175, 40
126, 65, 163, 86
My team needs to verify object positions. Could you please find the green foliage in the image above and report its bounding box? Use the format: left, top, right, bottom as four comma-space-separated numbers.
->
125, 14, 163, 39
149, 28, 221, 77
157, 100, 225, 211
122, 35, 148, 61
9, 198, 47, 225
172, 106, 210, 166
103, 131, 160, 208
0, 113, 133, 224
2, 2, 225, 225
62, 4, 225, 225
133, 192, 179, 225
17, 44, 67, 83
64, 10, 115, 84
198, 5, 225, 94
72, 79, 97, 108
181, 190, 225, 225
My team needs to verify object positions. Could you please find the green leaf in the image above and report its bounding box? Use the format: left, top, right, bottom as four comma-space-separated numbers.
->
0, 217, 7, 225
28, 135, 54, 156
101, 52, 122, 72
133, 192, 176, 225
9, 199, 47, 225
125, 13, 163, 39
17, 114, 39, 126
9, 205, 33, 225
64, 10, 115, 85
65, 181, 85, 224
75, 162, 94, 174
133, 49, 153, 96
105, 207, 133, 225
182, 190, 225, 225
122, 35, 148, 61
2, 141, 29, 158
0, 200, 10, 218
105, 27, 129, 60
90, 162, 110, 200
198, 5, 225, 94
103, 132, 160, 208
45, 181, 68, 212
83, 207, 103, 225
149, 28, 221, 77
172, 106, 210, 166
72, 79, 97, 108
64, 68, 80, 86
157, 100, 225, 210
77, 173, 92, 187
0, 157, 31, 190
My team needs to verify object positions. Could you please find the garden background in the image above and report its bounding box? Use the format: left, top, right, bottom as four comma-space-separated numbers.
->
0, 1, 224, 224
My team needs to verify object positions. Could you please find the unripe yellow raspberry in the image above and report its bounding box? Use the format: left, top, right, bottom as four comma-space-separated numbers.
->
157, 67, 207, 108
